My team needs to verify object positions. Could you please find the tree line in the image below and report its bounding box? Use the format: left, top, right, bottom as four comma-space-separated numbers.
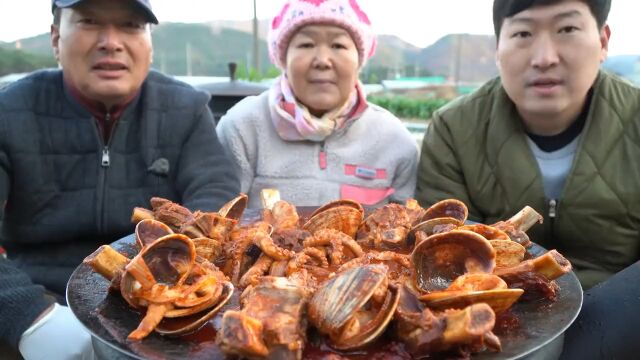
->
0, 48, 57, 77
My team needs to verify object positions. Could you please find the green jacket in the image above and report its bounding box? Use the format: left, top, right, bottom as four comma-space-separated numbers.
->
416, 71, 640, 289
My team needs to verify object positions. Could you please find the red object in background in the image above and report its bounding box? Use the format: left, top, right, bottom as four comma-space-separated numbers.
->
0, 246, 6, 258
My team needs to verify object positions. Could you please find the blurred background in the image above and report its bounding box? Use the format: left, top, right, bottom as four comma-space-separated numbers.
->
1, 0, 638, 142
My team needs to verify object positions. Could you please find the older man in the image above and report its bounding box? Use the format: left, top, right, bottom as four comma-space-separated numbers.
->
0, 0, 239, 357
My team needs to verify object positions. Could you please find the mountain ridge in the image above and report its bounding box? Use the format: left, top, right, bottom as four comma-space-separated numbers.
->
3, 20, 633, 83
0, 21, 499, 81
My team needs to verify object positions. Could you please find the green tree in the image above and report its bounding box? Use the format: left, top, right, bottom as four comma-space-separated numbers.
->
264, 65, 281, 79
367, 95, 449, 120
0, 48, 56, 76
248, 67, 261, 81
235, 61, 249, 80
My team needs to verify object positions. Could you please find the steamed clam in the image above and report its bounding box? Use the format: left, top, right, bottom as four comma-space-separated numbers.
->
303, 199, 364, 238
418, 273, 524, 314
308, 264, 399, 350
457, 223, 526, 267
120, 233, 197, 339
421, 198, 468, 224
218, 193, 248, 220
411, 230, 496, 292
82, 193, 572, 358
134, 219, 173, 248
457, 223, 510, 240
86, 231, 234, 340
408, 217, 461, 246
407, 199, 470, 246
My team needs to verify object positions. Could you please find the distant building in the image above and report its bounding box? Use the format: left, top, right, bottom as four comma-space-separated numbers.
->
381, 76, 447, 91
173, 75, 230, 86
378, 75, 481, 100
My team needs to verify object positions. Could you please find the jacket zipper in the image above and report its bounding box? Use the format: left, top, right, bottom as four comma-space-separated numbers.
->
548, 198, 557, 219
96, 112, 119, 233
319, 141, 327, 170
101, 113, 113, 167
547, 198, 557, 241
101, 147, 110, 166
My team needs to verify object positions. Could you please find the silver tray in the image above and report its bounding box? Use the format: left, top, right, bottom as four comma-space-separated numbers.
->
67, 209, 582, 359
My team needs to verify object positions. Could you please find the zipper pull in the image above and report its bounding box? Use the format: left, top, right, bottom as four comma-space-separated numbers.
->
548, 199, 557, 218
101, 146, 110, 167
319, 142, 327, 170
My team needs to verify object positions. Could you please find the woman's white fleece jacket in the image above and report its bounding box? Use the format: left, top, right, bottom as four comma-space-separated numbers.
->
216, 91, 419, 208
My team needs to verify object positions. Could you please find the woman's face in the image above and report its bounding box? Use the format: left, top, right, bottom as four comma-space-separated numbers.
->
285, 24, 360, 117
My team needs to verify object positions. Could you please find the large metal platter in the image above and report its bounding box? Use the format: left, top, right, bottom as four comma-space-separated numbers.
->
67, 208, 582, 359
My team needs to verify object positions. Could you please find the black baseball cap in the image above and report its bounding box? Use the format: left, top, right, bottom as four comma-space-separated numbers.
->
51, 0, 159, 24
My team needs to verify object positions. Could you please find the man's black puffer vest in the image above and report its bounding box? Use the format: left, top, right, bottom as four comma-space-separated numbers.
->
0, 69, 239, 295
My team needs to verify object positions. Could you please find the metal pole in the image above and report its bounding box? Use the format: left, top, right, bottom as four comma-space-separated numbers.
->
252, 0, 260, 73
454, 34, 462, 89
186, 42, 192, 76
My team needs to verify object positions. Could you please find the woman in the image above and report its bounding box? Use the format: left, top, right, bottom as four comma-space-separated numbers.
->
217, 0, 418, 208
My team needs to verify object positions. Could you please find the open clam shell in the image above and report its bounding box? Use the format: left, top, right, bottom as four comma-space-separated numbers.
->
303, 202, 364, 239
447, 273, 508, 291
422, 199, 468, 223
308, 264, 399, 350
120, 233, 196, 308
309, 199, 364, 219
408, 217, 462, 246
134, 219, 174, 249
411, 230, 496, 293
218, 193, 248, 220
457, 223, 510, 241
419, 273, 522, 314
156, 281, 234, 336
419, 288, 524, 314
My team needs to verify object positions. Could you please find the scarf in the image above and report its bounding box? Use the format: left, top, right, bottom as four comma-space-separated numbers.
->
268, 75, 368, 141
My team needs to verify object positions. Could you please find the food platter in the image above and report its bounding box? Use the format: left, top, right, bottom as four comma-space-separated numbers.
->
67, 208, 582, 360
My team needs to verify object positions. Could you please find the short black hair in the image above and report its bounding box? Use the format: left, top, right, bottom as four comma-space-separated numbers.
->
493, 0, 611, 37
53, 7, 61, 26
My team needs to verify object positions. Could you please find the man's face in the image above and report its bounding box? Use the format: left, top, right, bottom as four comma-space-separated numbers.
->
51, 0, 153, 108
496, 0, 609, 134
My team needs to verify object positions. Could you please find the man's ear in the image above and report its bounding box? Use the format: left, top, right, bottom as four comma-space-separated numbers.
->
51, 24, 60, 62
599, 24, 611, 63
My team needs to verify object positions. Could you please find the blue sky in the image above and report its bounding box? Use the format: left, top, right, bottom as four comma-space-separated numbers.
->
1, 0, 637, 56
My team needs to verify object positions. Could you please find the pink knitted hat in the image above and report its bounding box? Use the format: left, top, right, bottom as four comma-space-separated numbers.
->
268, 0, 377, 70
